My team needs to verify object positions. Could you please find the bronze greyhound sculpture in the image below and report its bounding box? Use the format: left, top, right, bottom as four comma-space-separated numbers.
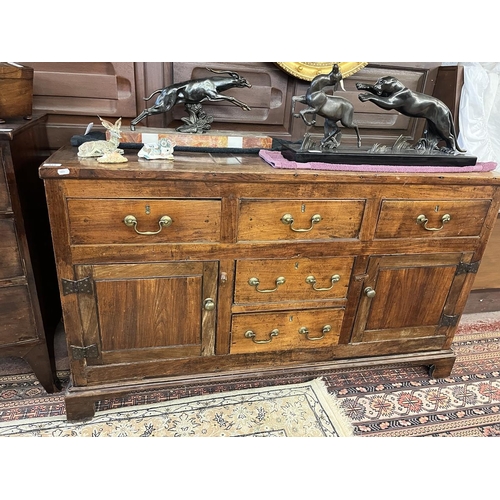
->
130, 68, 252, 132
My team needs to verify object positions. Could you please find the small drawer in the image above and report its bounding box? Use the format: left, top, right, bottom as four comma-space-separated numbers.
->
230, 308, 344, 354
234, 257, 353, 304
67, 198, 221, 245
0, 284, 37, 345
0, 219, 23, 279
375, 199, 492, 239
237, 199, 365, 241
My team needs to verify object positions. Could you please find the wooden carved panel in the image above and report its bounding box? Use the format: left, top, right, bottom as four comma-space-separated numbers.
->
20, 62, 136, 117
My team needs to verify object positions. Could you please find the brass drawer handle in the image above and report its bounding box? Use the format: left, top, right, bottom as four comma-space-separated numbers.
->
123, 214, 172, 235
244, 329, 279, 344
281, 213, 322, 232
416, 213, 451, 231
299, 324, 331, 341
248, 276, 286, 293
305, 274, 340, 291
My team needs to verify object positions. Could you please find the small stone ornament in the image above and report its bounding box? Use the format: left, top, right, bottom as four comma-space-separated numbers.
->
97, 151, 129, 163
138, 138, 175, 160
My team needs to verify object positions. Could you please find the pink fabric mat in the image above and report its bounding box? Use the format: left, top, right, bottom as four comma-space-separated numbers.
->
259, 150, 497, 173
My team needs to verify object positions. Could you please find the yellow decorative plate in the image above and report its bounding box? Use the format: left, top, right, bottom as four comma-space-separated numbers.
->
276, 62, 368, 81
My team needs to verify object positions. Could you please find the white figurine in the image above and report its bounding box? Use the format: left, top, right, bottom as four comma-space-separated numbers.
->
77, 117, 125, 158
138, 137, 175, 160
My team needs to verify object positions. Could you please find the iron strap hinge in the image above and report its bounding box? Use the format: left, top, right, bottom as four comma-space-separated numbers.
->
61, 277, 93, 295
70, 344, 99, 360
456, 261, 481, 275
439, 314, 460, 327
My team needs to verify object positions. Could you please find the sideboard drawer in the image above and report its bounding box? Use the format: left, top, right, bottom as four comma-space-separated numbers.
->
234, 256, 353, 304
0, 219, 23, 279
375, 199, 491, 239
237, 199, 365, 241
67, 198, 222, 244
230, 308, 344, 354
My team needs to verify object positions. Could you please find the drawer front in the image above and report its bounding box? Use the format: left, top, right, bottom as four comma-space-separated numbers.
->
237, 199, 365, 241
67, 198, 221, 244
234, 257, 353, 304
0, 284, 37, 345
0, 219, 23, 279
375, 199, 492, 239
0, 150, 11, 212
230, 308, 344, 354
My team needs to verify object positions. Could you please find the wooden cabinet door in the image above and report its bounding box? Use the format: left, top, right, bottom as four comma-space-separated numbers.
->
351, 253, 471, 345
71, 261, 218, 375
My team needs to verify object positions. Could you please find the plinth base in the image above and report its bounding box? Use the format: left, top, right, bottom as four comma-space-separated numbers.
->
116, 127, 273, 150
281, 144, 477, 167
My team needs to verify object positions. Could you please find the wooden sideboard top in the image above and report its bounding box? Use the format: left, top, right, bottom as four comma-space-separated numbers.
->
39, 145, 500, 186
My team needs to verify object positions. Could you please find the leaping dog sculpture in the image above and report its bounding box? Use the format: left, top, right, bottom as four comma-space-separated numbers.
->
130, 68, 252, 132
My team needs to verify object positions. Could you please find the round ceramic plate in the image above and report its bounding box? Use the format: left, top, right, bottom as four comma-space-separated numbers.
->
276, 62, 368, 81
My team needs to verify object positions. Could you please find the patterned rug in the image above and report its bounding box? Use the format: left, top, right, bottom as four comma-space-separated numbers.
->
0, 378, 353, 437
1, 311, 499, 437
330, 311, 500, 436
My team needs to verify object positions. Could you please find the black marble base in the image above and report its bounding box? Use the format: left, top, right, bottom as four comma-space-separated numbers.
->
281, 144, 477, 167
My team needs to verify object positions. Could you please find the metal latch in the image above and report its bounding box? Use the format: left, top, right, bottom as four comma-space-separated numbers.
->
61, 277, 93, 295
70, 344, 99, 360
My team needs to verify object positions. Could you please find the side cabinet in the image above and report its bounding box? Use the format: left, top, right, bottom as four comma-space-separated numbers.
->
39, 147, 500, 419
0, 116, 61, 391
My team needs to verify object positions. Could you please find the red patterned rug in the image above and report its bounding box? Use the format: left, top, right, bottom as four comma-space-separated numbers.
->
1, 311, 499, 436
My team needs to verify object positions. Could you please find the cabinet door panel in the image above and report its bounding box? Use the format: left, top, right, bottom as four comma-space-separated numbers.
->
0, 151, 11, 212
74, 262, 217, 370
352, 253, 466, 344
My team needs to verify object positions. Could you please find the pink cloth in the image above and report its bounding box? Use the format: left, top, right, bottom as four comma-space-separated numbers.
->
259, 150, 497, 173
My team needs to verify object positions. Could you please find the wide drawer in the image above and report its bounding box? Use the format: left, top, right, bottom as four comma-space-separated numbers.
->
230, 308, 344, 354
237, 199, 365, 241
0, 219, 23, 279
375, 199, 492, 239
67, 198, 221, 244
0, 284, 37, 345
234, 256, 353, 304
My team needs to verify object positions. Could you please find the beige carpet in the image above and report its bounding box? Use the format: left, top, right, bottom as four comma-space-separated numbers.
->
0, 378, 353, 437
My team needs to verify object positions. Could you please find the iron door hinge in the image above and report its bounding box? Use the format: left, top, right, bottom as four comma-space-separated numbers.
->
440, 314, 459, 327
70, 344, 99, 360
61, 277, 93, 295
456, 261, 481, 275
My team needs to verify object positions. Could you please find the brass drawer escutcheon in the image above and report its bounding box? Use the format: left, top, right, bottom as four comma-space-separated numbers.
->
244, 328, 279, 344
281, 213, 322, 232
299, 324, 332, 341
123, 214, 173, 235
416, 213, 451, 231
248, 276, 286, 293
305, 274, 340, 291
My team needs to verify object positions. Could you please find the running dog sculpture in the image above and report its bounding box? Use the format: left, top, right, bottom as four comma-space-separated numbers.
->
130, 68, 252, 133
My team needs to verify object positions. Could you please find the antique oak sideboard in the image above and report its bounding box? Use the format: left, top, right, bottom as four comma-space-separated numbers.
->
39, 146, 500, 420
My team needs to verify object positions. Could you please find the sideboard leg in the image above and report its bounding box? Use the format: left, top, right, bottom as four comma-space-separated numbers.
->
428, 356, 456, 379
64, 396, 96, 422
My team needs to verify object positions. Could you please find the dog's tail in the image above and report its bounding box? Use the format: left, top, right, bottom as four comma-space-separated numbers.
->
143, 89, 162, 102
